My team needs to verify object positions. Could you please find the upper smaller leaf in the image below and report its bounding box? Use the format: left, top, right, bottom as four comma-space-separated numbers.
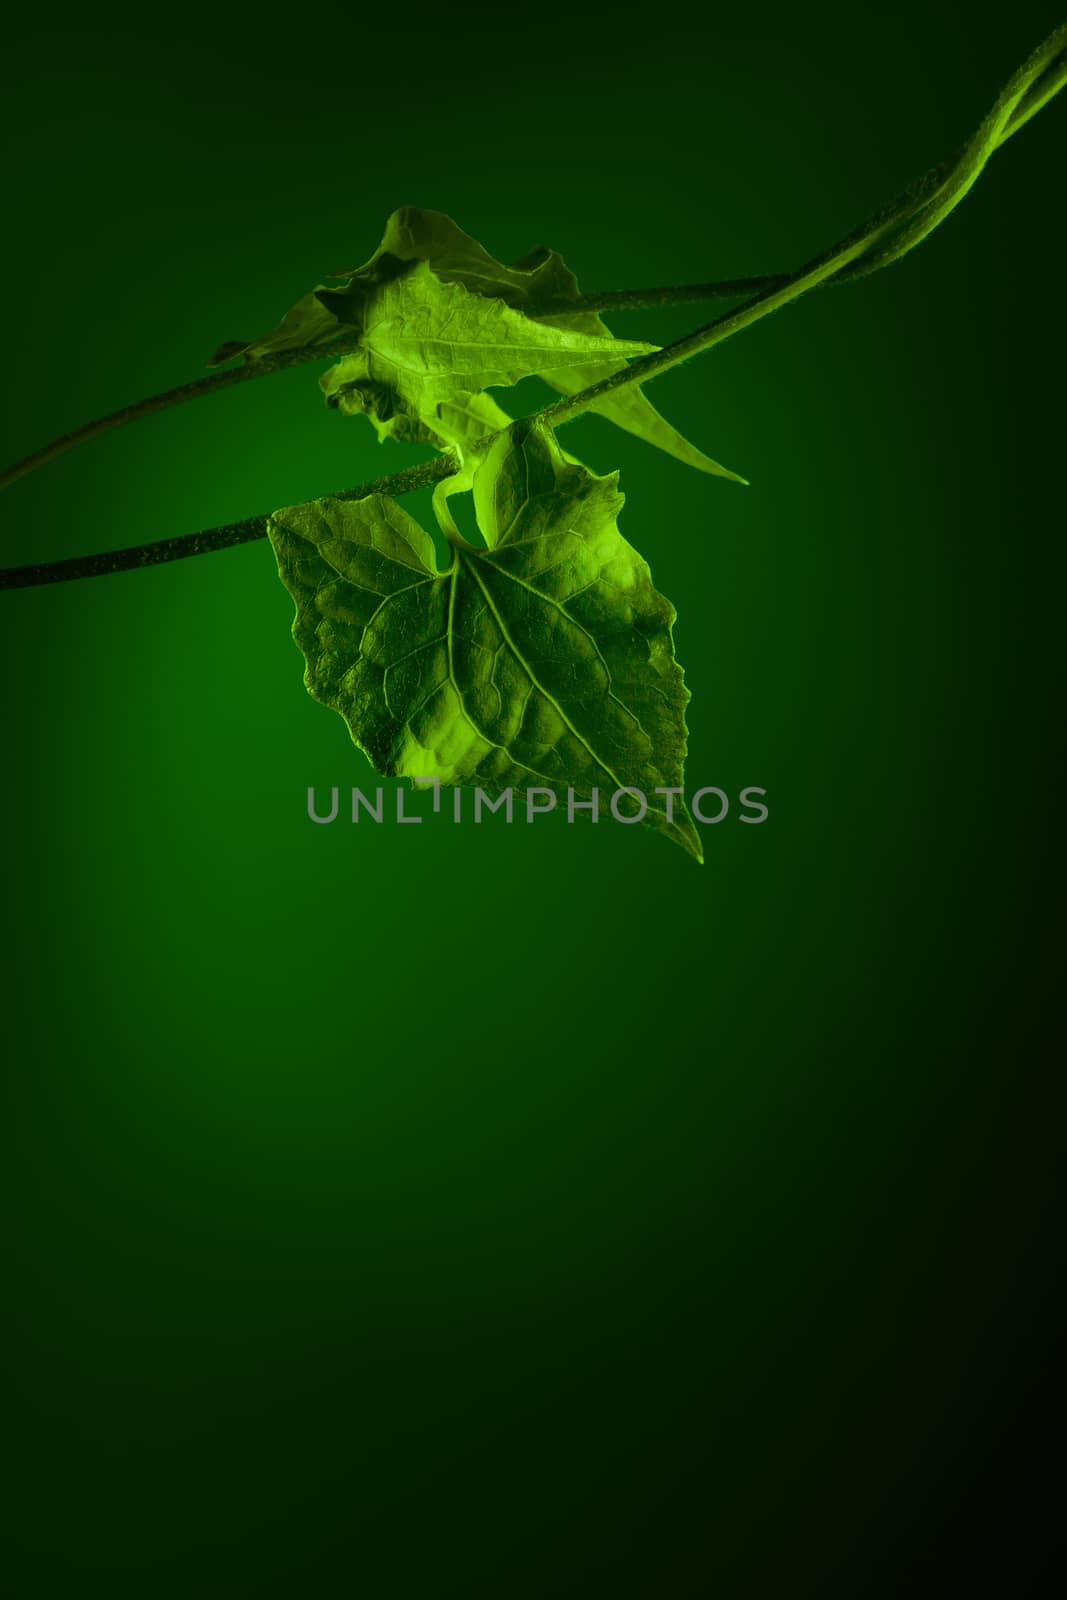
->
207, 205, 744, 484
317, 262, 656, 422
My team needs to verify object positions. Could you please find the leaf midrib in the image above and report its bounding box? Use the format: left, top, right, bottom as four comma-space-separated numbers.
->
459, 550, 633, 801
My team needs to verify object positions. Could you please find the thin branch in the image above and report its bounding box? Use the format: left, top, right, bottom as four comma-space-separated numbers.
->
0, 457, 454, 588
3, 24, 1063, 504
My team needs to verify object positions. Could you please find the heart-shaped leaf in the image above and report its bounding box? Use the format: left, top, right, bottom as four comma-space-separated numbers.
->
268, 419, 702, 862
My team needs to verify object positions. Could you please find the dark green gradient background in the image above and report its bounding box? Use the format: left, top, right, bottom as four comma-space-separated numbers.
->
2, 1, 1062, 1590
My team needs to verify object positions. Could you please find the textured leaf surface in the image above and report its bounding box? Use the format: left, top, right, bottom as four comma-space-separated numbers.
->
268, 420, 701, 861
317, 262, 655, 419
371, 212, 746, 481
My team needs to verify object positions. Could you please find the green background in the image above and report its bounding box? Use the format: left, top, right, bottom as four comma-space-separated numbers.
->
2, 1, 1062, 1590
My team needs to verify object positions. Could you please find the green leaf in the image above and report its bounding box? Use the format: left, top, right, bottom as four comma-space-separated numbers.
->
268, 419, 702, 862
317, 262, 656, 423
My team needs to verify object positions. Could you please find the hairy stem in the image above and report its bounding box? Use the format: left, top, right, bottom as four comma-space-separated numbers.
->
7, 29, 1061, 505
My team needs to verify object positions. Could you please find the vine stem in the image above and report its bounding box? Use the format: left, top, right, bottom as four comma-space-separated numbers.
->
0, 349, 346, 495
2, 19, 1064, 592
0, 457, 455, 589
541, 20, 1067, 429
